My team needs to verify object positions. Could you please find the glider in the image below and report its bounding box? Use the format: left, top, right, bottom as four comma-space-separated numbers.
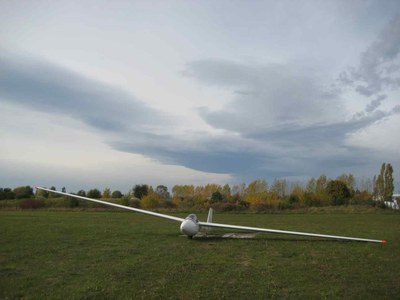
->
35, 186, 386, 244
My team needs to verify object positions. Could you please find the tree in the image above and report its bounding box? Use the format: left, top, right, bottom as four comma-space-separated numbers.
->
203, 184, 222, 198
48, 186, 61, 198
316, 175, 328, 194
35, 187, 49, 199
337, 173, 355, 192
231, 183, 246, 197
374, 163, 385, 201
245, 179, 268, 195
221, 184, 231, 197
2, 188, 15, 199
326, 180, 350, 206
77, 190, 86, 197
141, 193, 160, 209
211, 191, 223, 203
289, 183, 305, 204
13, 186, 34, 199
111, 190, 123, 198
155, 185, 170, 199
270, 179, 287, 198
133, 184, 149, 199
374, 163, 394, 202
87, 189, 102, 199
306, 177, 316, 194
172, 185, 194, 199
384, 163, 394, 201
103, 188, 111, 199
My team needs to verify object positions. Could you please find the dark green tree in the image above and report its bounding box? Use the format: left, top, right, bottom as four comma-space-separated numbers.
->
111, 190, 123, 198
133, 184, 149, 199
211, 191, 223, 203
13, 186, 34, 199
326, 180, 350, 206
77, 190, 86, 197
87, 189, 102, 199
3, 188, 15, 199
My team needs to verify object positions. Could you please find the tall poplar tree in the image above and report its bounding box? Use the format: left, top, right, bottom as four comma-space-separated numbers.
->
374, 163, 394, 202
384, 163, 394, 201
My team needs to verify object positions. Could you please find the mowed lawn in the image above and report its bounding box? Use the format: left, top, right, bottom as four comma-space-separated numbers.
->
1, 210, 399, 299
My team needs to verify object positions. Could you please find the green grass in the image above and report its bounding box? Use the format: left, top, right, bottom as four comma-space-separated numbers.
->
1, 210, 399, 299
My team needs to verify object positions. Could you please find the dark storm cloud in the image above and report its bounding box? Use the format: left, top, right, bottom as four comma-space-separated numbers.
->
0, 52, 271, 178
0, 53, 168, 133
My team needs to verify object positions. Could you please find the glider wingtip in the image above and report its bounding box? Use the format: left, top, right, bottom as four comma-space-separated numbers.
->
381, 240, 387, 245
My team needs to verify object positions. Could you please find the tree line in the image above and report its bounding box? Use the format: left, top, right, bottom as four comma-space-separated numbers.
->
1, 163, 396, 211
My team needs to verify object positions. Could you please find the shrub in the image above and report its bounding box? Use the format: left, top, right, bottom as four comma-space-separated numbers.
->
141, 193, 161, 209
19, 199, 45, 209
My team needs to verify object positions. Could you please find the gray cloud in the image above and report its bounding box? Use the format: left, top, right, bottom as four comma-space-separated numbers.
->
184, 58, 397, 144
0, 53, 169, 134
186, 60, 342, 135
1, 49, 398, 184
183, 52, 400, 180
1, 53, 270, 178
341, 15, 400, 97
365, 95, 386, 113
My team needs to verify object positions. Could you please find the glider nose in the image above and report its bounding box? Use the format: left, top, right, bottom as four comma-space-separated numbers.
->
180, 220, 199, 237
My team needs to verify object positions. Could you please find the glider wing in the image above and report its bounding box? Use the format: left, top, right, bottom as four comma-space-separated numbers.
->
35, 186, 184, 222
198, 221, 386, 244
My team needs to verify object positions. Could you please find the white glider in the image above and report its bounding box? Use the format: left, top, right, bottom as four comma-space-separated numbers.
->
35, 186, 386, 244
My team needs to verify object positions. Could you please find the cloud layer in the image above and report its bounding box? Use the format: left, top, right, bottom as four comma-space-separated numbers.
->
0, 53, 169, 134
1, 14, 399, 187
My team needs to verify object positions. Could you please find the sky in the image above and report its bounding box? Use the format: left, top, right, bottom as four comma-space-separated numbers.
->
1, 0, 399, 193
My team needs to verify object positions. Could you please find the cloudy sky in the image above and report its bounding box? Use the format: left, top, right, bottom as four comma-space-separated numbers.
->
1, 0, 399, 192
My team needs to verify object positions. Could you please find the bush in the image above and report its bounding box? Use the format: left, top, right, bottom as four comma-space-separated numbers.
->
19, 199, 45, 209
69, 197, 79, 208
251, 202, 275, 212
277, 199, 292, 210
141, 193, 161, 209
211, 202, 246, 212
160, 199, 177, 209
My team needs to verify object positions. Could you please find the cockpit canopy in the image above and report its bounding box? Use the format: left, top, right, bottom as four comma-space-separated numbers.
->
185, 214, 198, 223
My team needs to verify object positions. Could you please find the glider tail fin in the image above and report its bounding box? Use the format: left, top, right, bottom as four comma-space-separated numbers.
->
207, 207, 213, 223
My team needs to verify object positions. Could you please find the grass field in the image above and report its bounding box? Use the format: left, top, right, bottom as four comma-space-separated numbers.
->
1, 210, 399, 299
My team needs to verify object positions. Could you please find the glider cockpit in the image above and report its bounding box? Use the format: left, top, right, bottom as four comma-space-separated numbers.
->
180, 214, 200, 238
